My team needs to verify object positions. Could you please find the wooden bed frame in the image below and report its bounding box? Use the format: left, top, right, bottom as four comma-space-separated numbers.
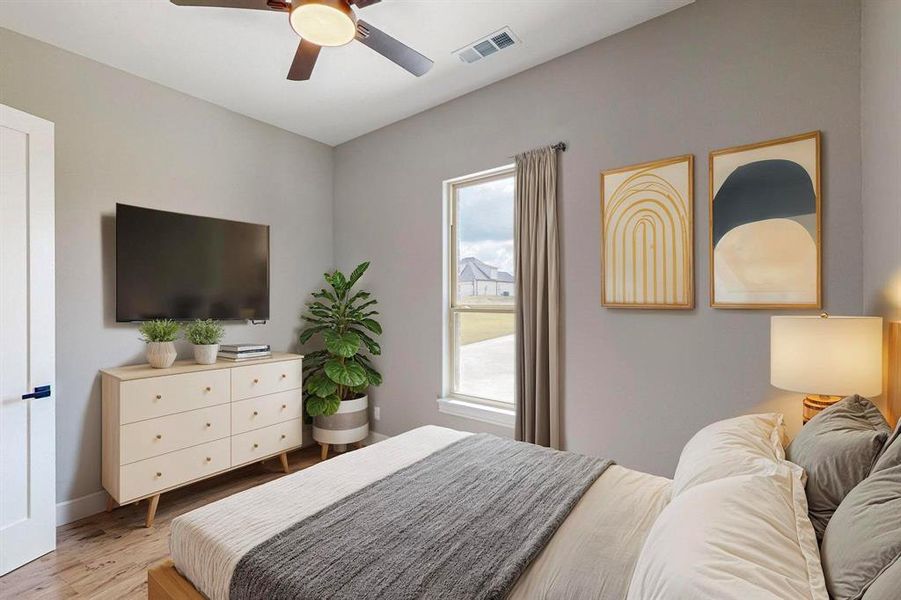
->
887, 321, 901, 427
146, 322, 901, 599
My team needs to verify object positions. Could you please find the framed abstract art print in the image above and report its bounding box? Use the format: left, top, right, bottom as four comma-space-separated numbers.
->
709, 131, 821, 309
601, 154, 693, 309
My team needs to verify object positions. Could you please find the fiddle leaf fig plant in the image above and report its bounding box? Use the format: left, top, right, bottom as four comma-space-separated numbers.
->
299, 261, 382, 418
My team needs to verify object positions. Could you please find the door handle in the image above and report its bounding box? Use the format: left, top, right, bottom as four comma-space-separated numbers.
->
22, 385, 51, 399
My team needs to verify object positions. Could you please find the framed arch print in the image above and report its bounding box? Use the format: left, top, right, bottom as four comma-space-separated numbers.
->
709, 131, 821, 309
601, 154, 694, 309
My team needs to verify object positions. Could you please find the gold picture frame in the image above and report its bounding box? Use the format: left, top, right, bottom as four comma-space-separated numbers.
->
601, 154, 694, 309
709, 131, 821, 309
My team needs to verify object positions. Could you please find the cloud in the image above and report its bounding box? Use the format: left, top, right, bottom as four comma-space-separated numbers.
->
459, 239, 515, 275
457, 177, 514, 244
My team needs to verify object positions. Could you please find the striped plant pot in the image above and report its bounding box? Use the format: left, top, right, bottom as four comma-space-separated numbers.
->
146, 341, 177, 369
313, 395, 369, 446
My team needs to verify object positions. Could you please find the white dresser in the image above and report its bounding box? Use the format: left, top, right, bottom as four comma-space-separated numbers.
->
101, 352, 303, 526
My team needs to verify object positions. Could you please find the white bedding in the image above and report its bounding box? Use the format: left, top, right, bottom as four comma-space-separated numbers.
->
509, 463, 672, 599
627, 465, 827, 600
171, 425, 671, 600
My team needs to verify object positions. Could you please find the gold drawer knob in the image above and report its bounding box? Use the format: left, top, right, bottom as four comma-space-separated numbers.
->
280, 434, 286, 440
205, 386, 212, 392
155, 434, 162, 440
280, 374, 286, 379
252, 411, 258, 417
281, 404, 287, 410
253, 378, 259, 384
205, 457, 212, 463
155, 394, 162, 400
252, 443, 259, 449
155, 472, 162, 478
205, 422, 211, 428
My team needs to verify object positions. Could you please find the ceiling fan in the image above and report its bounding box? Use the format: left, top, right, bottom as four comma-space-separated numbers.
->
170, 0, 434, 81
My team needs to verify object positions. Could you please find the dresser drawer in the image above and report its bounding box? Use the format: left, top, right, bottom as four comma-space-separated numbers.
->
231, 359, 302, 401
231, 389, 303, 434
120, 370, 230, 424
119, 438, 230, 502
231, 419, 303, 467
120, 404, 230, 465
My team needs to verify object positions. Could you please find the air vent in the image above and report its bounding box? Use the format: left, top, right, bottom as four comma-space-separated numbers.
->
491, 32, 515, 49
454, 27, 520, 64
474, 41, 498, 57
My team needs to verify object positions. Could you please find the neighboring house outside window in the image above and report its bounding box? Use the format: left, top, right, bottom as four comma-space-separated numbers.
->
440, 165, 516, 428
457, 256, 515, 298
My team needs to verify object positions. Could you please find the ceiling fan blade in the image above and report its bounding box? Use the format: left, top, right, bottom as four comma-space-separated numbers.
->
288, 39, 321, 81
169, 0, 288, 11
355, 20, 433, 77
350, 0, 382, 7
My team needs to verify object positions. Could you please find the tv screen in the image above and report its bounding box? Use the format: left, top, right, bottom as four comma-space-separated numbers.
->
116, 204, 269, 322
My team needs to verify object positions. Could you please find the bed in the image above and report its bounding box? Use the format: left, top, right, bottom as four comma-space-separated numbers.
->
150, 406, 899, 600
153, 426, 671, 600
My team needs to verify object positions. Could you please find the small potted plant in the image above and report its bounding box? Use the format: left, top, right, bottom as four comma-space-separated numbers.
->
139, 319, 180, 369
300, 261, 382, 460
184, 319, 225, 365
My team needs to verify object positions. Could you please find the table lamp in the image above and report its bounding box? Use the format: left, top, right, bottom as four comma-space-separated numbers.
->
771, 314, 883, 423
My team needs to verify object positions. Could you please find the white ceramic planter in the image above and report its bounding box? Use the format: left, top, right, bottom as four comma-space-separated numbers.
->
193, 343, 219, 365
313, 395, 369, 446
146, 341, 177, 369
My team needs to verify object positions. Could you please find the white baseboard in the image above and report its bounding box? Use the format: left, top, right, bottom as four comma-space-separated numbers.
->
366, 431, 389, 444
57, 490, 108, 526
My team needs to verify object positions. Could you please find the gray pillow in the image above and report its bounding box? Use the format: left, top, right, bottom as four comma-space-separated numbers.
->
820, 463, 901, 600
785, 395, 890, 539
862, 558, 901, 600
872, 421, 901, 473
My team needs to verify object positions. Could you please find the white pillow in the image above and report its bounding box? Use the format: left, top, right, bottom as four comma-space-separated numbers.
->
626, 463, 826, 600
671, 413, 786, 497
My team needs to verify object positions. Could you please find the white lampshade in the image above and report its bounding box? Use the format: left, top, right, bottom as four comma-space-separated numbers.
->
771, 315, 883, 397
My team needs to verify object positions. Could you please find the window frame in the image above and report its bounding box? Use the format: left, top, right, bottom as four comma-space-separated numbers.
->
440, 164, 516, 425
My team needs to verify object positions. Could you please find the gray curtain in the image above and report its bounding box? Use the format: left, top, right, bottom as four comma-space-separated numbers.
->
514, 146, 560, 449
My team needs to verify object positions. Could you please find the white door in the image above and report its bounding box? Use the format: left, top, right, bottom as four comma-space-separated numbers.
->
0, 104, 56, 575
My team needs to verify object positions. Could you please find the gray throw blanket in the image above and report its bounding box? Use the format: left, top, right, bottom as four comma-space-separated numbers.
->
230, 433, 612, 600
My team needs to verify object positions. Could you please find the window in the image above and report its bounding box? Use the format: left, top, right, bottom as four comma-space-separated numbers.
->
442, 165, 516, 423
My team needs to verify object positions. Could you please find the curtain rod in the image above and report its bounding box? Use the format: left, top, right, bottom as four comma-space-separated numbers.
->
511, 142, 567, 158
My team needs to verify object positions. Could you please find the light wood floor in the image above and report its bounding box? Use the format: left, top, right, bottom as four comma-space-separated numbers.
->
0, 446, 324, 600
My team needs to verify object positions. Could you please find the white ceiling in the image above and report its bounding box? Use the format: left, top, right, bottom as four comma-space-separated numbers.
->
0, 0, 691, 145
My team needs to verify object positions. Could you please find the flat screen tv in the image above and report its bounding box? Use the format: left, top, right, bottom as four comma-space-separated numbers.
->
116, 204, 269, 322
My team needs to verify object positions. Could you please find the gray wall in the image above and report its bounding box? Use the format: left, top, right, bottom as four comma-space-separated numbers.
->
0, 29, 334, 504
861, 0, 901, 323
333, 0, 863, 475
0, 0, 876, 501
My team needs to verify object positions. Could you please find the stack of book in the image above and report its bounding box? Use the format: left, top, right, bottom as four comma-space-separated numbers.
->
218, 344, 271, 361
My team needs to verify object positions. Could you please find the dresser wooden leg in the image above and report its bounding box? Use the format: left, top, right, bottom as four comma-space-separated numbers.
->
354, 440, 364, 449
320, 443, 329, 461
106, 494, 116, 513
279, 451, 290, 474
145, 494, 160, 528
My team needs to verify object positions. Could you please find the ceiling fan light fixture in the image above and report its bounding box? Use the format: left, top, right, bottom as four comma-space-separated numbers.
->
290, 0, 357, 47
